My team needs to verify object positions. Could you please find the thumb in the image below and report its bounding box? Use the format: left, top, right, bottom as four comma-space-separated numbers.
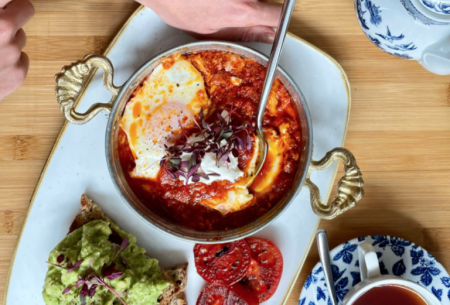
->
188, 26, 276, 44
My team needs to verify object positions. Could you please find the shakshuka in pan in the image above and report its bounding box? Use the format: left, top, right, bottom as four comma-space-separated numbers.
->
118, 50, 302, 231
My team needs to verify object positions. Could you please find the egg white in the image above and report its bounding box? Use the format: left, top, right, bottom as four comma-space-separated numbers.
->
120, 55, 210, 179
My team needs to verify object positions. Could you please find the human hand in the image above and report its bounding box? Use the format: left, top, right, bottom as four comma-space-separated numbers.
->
141, 0, 282, 44
0, 0, 34, 101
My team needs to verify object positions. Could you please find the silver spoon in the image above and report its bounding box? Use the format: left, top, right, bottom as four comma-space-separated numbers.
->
246, 0, 297, 187
317, 229, 339, 305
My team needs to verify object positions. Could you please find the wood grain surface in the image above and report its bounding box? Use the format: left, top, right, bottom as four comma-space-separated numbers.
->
1, 0, 450, 303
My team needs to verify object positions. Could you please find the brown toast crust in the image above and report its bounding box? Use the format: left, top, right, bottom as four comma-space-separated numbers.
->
69, 194, 187, 305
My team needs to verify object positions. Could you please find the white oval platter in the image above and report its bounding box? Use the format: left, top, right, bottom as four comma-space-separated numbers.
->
4, 6, 351, 305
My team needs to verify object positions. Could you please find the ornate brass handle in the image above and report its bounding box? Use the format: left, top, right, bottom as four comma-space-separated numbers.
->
304, 147, 364, 219
54, 55, 121, 124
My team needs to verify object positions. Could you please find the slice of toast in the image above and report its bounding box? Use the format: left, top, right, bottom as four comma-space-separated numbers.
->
69, 194, 188, 305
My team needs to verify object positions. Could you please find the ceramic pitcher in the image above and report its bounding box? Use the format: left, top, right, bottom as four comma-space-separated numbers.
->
355, 0, 450, 75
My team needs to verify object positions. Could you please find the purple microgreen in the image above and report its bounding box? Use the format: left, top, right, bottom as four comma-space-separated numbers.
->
219, 152, 230, 165
62, 285, 74, 294
246, 133, 252, 150
161, 108, 254, 184
232, 148, 239, 158
108, 227, 124, 245
188, 153, 197, 170
235, 137, 245, 150
166, 169, 176, 179
175, 170, 186, 178
186, 163, 202, 184
93, 276, 129, 305
119, 237, 129, 253
57, 254, 65, 264
217, 111, 226, 124
88, 284, 98, 299
46, 252, 129, 305
67, 259, 84, 273
80, 284, 89, 297
45, 261, 64, 269
102, 262, 125, 281
106, 271, 124, 280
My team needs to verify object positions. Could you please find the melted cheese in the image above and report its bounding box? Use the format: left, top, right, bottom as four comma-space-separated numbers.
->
201, 187, 254, 215
252, 129, 284, 193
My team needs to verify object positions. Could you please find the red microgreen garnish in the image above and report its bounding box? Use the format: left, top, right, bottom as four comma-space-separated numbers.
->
57, 254, 64, 264
45, 254, 84, 272
161, 107, 254, 184
67, 259, 84, 273
45, 235, 130, 304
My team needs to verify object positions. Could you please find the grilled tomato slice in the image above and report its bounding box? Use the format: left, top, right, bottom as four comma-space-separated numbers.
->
235, 238, 284, 302
194, 240, 252, 286
196, 284, 257, 305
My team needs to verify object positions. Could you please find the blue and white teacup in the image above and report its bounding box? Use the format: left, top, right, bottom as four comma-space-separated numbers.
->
342, 243, 440, 305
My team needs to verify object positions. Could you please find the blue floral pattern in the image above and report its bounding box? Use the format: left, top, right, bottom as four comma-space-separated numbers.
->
299, 235, 448, 305
385, 42, 417, 51
355, 0, 450, 65
365, 0, 382, 26
333, 242, 358, 264
375, 27, 404, 43
421, 0, 450, 15
392, 52, 413, 59
356, 0, 370, 30
400, 0, 449, 25
411, 256, 441, 286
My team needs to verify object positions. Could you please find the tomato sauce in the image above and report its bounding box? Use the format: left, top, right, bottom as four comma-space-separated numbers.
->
118, 51, 302, 231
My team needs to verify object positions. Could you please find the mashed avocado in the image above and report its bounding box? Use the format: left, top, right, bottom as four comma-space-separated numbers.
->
43, 220, 169, 305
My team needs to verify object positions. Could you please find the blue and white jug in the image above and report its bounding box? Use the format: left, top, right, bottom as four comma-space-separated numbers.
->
355, 0, 450, 75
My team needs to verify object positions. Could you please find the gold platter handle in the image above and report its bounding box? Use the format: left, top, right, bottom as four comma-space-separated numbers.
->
54, 55, 121, 124
304, 147, 364, 219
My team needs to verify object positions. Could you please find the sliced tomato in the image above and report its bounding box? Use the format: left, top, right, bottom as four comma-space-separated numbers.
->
229, 282, 259, 305
194, 240, 252, 286
237, 237, 284, 302
196, 284, 255, 305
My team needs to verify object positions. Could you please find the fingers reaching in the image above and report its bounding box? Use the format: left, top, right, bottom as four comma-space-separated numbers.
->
189, 25, 276, 44
0, 52, 29, 100
251, 2, 282, 28
2, 0, 34, 30
218, 2, 282, 30
0, 0, 33, 101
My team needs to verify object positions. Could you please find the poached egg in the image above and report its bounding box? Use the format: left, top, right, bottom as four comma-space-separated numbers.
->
120, 54, 210, 180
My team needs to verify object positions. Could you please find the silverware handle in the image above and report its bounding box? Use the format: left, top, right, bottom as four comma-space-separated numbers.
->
256, 0, 296, 130
317, 229, 339, 305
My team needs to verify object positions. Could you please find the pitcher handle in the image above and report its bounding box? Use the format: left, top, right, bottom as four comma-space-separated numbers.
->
54, 55, 121, 124
304, 147, 364, 219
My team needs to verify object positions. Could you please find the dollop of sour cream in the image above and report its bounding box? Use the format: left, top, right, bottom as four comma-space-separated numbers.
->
178, 139, 244, 185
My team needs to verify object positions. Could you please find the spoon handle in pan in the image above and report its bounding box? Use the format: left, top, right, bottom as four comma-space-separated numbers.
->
256, 0, 297, 130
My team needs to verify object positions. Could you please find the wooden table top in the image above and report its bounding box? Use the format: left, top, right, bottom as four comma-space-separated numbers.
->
1, 0, 450, 303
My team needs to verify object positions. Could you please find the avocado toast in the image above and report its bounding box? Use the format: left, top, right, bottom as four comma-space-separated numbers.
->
43, 194, 188, 305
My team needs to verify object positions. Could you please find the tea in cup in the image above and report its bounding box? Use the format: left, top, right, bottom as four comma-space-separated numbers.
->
342, 243, 440, 305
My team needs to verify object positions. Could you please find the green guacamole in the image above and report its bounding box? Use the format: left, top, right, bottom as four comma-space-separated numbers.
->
43, 220, 169, 305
